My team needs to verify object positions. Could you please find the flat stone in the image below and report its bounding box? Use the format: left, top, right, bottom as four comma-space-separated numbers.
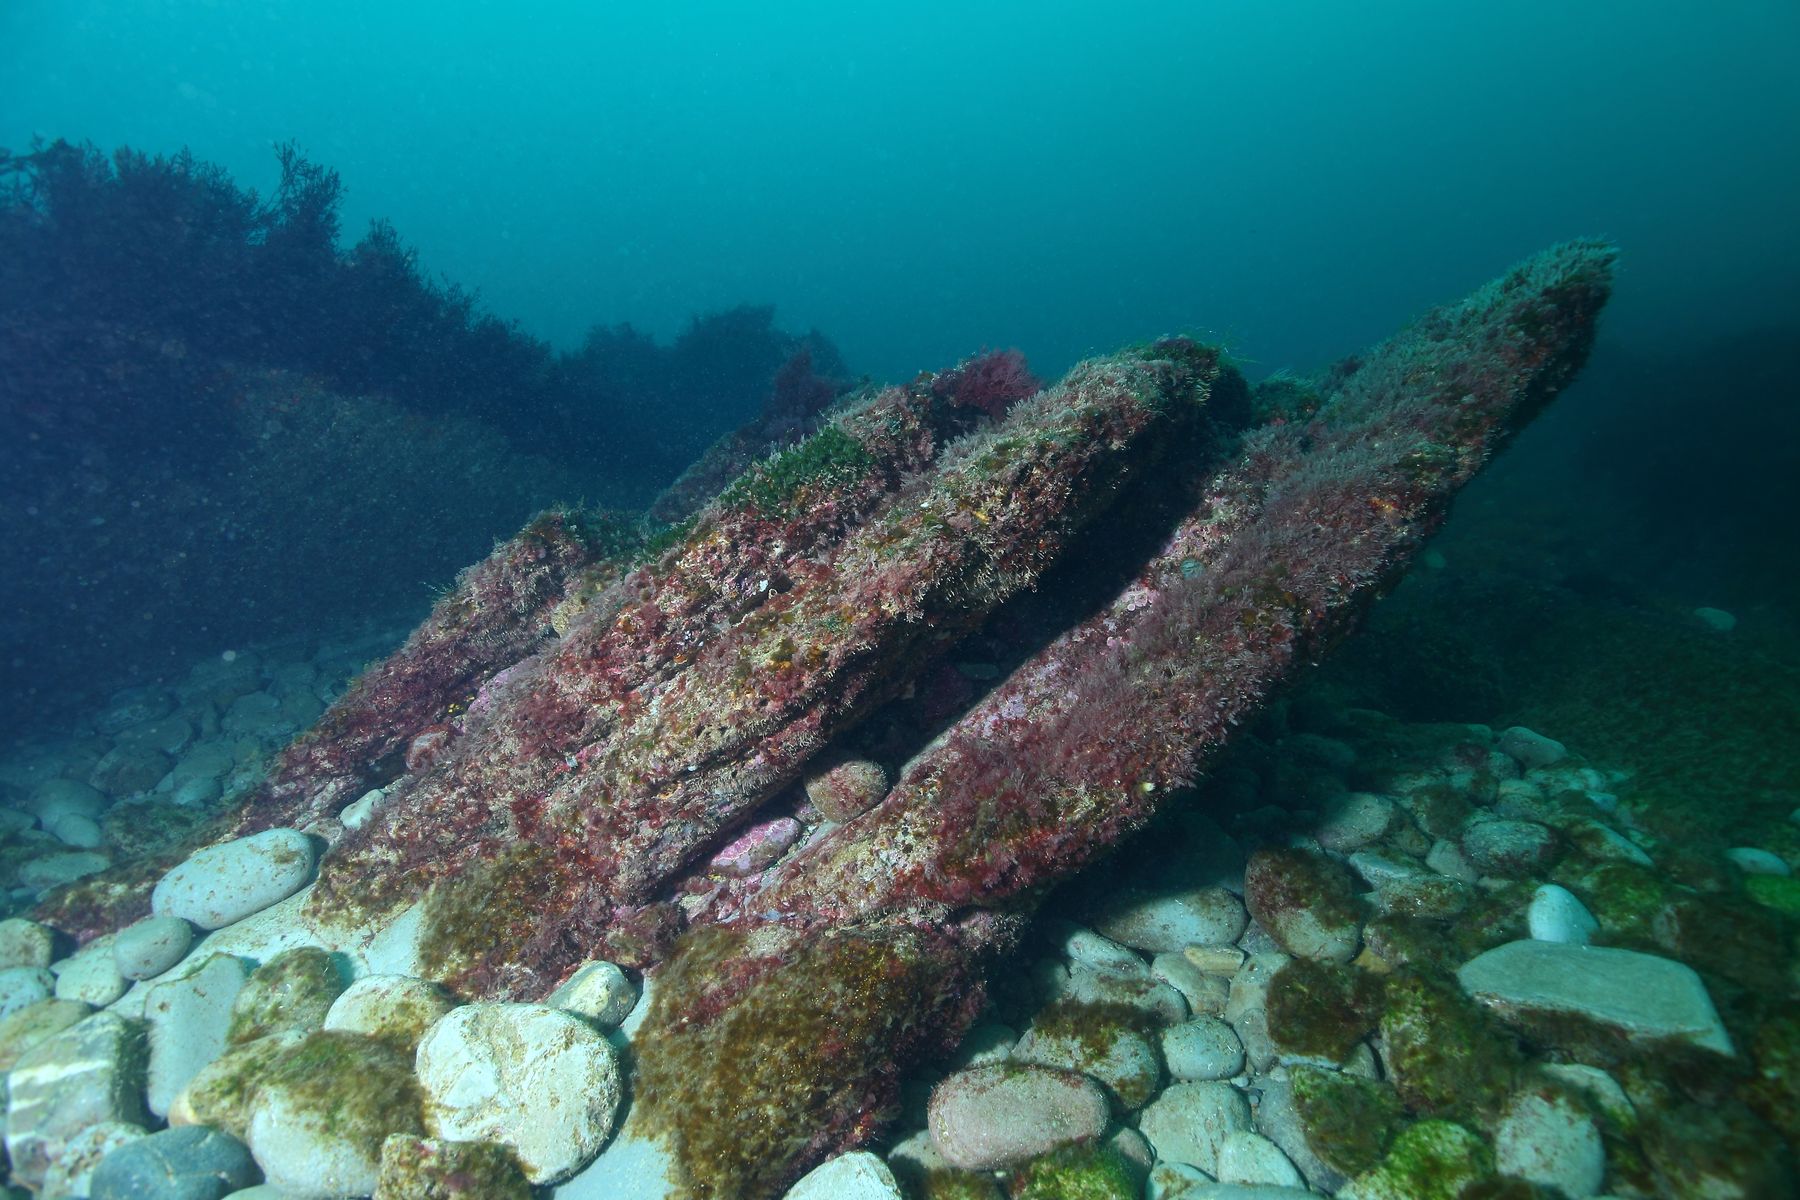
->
19, 851, 111, 892
1051, 962, 1189, 1025
1495, 1089, 1604, 1198
546, 959, 638, 1029
1093, 885, 1248, 954
1055, 923, 1149, 976
927, 1063, 1109, 1170
1313, 793, 1396, 853
707, 817, 801, 877
1458, 939, 1733, 1055
30, 778, 107, 823
47, 812, 104, 848
1725, 847, 1789, 877
114, 915, 195, 980
415, 1002, 622, 1185
145, 953, 250, 1118
90, 1124, 259, 1200
90, 745, 172, 798
1216, 1130, 1305, 1187
152, 828, 316, 930
1162, 1015, 1246, 1081
1527, 883, 1598, 945
1243, 848, 1364, 963
784, 1150, 903, 1199
1137, 1080, 1252, 1175
4, 1011, 148, 1190
1151, 951, 1231, 1017
323, 974, 457, 1054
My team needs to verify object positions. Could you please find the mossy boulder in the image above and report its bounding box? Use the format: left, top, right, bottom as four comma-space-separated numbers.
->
243, 1030, 426, 1199
1263, 958, 1385, 1063
170, 1028, 305, 1137
227, 945, 347, 1044
1244, 847, 1366, 963
1287, 1064, 1406, 1179
1381, 971, 1522, 1128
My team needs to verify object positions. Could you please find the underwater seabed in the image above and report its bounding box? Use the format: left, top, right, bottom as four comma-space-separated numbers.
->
0, 588, 1794, 1199
0, 245, 1795, 1199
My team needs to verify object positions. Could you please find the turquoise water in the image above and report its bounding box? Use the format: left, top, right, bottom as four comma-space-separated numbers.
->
0, 9, 1797, 1195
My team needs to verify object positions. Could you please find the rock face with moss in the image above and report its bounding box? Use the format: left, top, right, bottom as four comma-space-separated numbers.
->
86, 244, 1610, 1197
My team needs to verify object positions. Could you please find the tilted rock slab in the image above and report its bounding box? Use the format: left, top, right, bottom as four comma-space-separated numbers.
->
631, 242, 1615, 1197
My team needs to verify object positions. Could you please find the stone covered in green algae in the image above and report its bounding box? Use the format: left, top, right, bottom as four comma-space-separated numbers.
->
1338, 1120, 1493, 1200
174, 1028, 305, 1137
1380, 971, 1522, 1129
1745, 872, 1800, 918
244, 1030, 426, 1198
1263, 958, 1385, 1062
227, 945, 347, 1045
1009, 1141, 1137, 1200
635, 923, 973, 1200
1287, 1064, 1406, 1178
374, 1133, 532, 1200
920, 1168, 1005, 1200
1010, 1000, 1163, 1111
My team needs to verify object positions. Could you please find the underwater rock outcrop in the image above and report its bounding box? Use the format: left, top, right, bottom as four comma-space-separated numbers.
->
35, 241, 1614, 1198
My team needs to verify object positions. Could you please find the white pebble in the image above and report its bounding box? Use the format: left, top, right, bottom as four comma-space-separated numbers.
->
1725, 847, 1789, 877
1528, 884, 1599, 945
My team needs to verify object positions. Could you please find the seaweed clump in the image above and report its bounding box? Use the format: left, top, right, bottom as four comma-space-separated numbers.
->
634, 922, 978, 1200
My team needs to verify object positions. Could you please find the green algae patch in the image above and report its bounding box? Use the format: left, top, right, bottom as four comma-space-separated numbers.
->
1009, 1141, 1136, 1199
1380, 971, 1522, 1129
921, 1168, 1005, 1200
374, 1134, 532, 1200
635, 923, 968, 1200
416, 842, 570, 994
256, 1029, 425, 1149
1745, 872, 1800, 919
1264, 959, 1386, 1062
1340, 1120, 1492, 1200
1288, 1064, 1405, 1179
228, 945, 347, 1045
718, 425, 876, 519
180, 1029, 307, 1138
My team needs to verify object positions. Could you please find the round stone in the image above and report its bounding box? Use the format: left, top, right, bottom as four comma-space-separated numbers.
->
1495, 1090, 1605, 1198
30, 778, 108, 823
1137, 1080, 1252, 1175
785, 1150, 904, 1200
90, 1125, 258, 1200
0, 918, 56, 970
1313, 792, 1396, 853
114, 916, 195, 981
1527, 884, 1598, 945
1091, 885, 1248, 954
803, 757, 890, 823
323, 975, 457, 1054
1161, 1016, 1246, 1081
1498, 726, 1567, 770
52, 935, 129, 1006
415, 1003, 622, 1184
1012, 1010, 1163, 1110
545, 959, 637, 1029
244, 1031, 424, 1199
927, 1063, 1109, 1171
152, 828, 316, 930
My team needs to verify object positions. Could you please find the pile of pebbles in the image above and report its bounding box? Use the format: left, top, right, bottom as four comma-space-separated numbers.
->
0, 636, 1794, 1198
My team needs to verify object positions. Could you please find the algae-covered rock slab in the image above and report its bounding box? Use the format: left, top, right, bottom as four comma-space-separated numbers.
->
1457, 938, 1734, 1055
